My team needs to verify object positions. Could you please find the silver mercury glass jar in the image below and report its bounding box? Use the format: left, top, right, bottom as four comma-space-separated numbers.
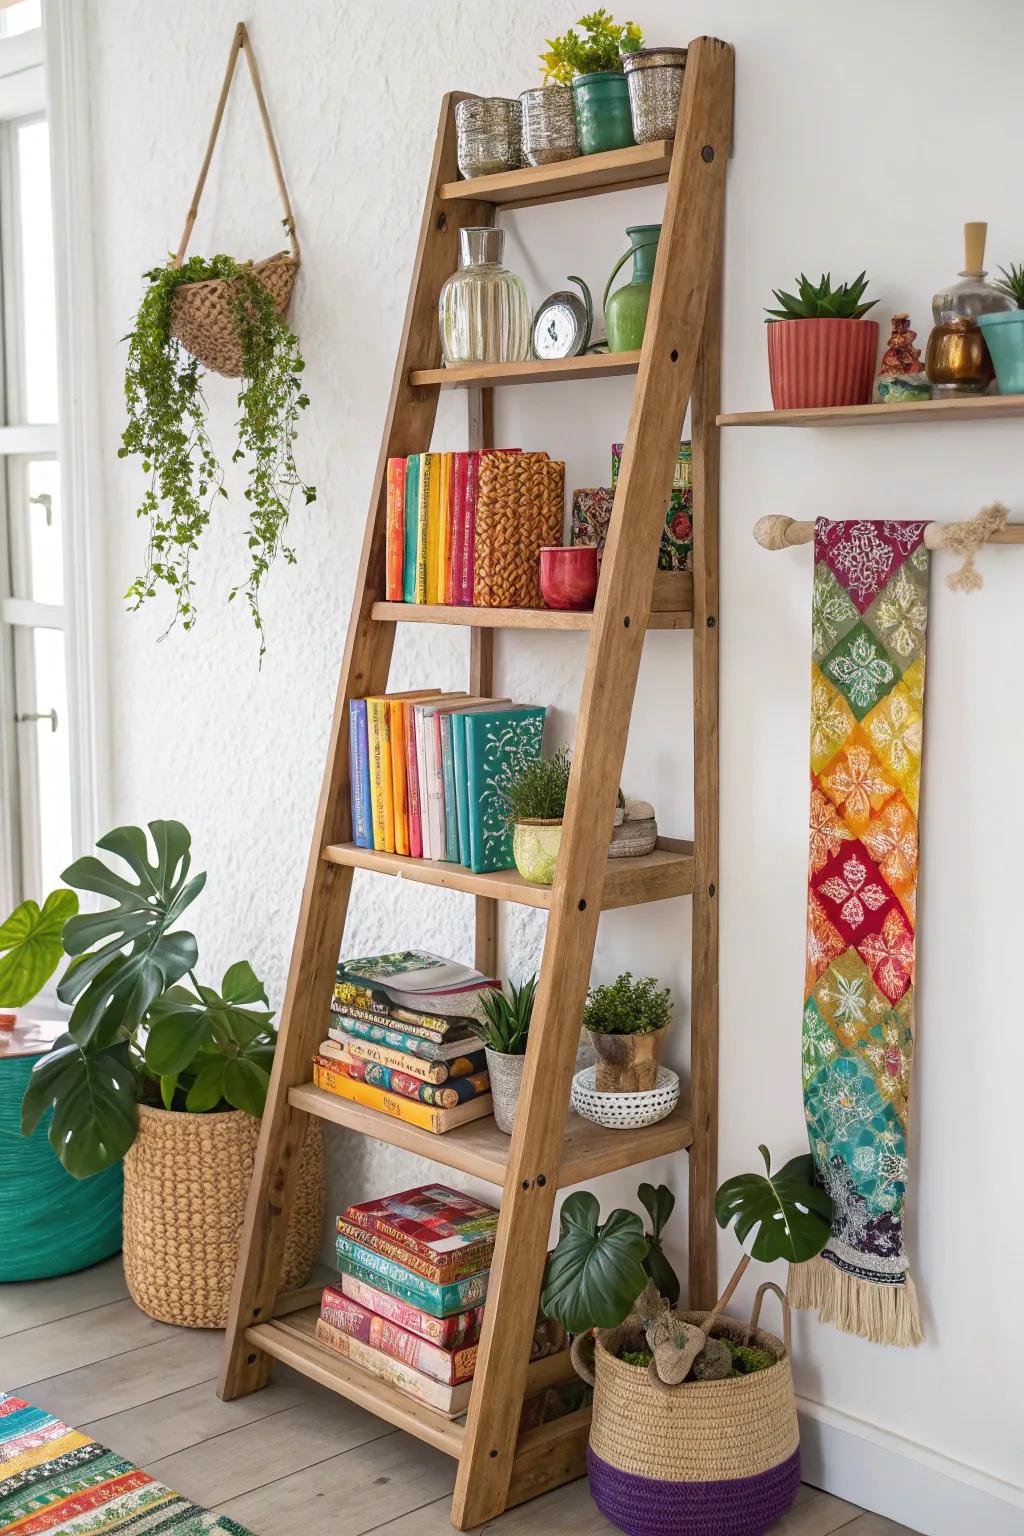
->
519, 85, 578, 166
455, 97, 522, 178
623, 47, 688, 142
438, 227, 531, 366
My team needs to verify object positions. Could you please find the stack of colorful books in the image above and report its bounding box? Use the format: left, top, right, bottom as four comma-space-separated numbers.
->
349, 688, 545, 872
312, 951, 497, 1134
316, 1183, 497, 1416
384, 450, 521, 607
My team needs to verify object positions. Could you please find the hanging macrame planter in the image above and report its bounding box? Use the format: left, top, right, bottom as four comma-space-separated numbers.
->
169, 21, 300, 377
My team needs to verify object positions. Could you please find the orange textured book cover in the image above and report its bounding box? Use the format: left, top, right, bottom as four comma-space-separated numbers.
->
385, 458, 406, 602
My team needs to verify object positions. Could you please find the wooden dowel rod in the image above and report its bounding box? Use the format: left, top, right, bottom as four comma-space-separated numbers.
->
753, 515, 1024, 551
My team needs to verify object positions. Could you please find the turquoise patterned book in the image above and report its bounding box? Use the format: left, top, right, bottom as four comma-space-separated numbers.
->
336, 1235, 490, 1316
453, 713, 472, 867
464, 706, 546, 874
403, 455, 420, 604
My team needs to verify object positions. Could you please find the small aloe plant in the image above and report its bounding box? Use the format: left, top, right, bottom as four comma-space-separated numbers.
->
995, 263, 1024, 309
469, 974, 537, 1055
765, 271, 876, 322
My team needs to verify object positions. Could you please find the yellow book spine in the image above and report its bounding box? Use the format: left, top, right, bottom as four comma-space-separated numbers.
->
389, 700, 410, 856
425, 453, 441, 605
366, 698, 394, 852
435, 452, 451, 604
312, 1057, 493, 1133
415, 455, 430, 604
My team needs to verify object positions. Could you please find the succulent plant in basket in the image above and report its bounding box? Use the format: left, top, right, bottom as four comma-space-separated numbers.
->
467, 975, 536, 1135
583, 971, 671, 1093
500, 746, 572, 887
764, 270, 880, 410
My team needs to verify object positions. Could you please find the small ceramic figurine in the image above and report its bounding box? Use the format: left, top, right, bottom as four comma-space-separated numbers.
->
876, 313, 932, 403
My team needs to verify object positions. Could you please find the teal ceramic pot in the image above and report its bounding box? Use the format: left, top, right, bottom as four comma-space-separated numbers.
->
978, 310, 1024, 393
572, 71, 635, 155
604, 224, 661, 352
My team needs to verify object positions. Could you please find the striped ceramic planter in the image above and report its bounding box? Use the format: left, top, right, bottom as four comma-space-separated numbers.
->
583, 1304, 800, 1536
767, 317, 879, 409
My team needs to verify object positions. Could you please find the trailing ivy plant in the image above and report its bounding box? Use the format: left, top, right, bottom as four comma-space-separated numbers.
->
5, 819, 277, 1178
120, 251, 315, 654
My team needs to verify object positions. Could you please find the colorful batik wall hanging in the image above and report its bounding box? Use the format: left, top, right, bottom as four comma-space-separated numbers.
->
789, 518, 927, 1347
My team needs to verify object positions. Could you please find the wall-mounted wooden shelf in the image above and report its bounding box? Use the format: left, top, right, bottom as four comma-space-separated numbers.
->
370, 593, 692, 631
718, 394, 1024, 428
438, 139, 674, 209
410, 351, 641, 391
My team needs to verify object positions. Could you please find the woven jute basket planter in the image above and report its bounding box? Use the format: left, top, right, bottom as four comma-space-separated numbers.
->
474, 451, 565, 608
167, 22, 300, 380
572, 1282, 800, 1536
123, 1105, 324, 1329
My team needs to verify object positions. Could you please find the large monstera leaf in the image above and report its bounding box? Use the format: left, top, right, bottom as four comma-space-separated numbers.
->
0, 889, 78, 1006
638, 1181, 680, 1306
58, 821, 205, 1045
715, 1145, 834, 1264
541, 1191, 650, 1333
21, 1033, 138, 1178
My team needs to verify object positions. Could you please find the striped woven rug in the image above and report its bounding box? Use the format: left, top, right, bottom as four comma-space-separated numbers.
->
0, 1395, 253, 1535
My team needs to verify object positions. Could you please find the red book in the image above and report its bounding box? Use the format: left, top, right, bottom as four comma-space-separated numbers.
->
404, 699, 423, 858
337, 1273, 485, 1350
341, 1183, 499, 1270
446, 452, 467, 606
385, 458, 406, 602
459, 451, 479, 605
320, 1286, 477, 1384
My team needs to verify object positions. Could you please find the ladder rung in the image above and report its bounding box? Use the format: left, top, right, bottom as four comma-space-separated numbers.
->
438, 138, 674, 208
410, 351, 641, 391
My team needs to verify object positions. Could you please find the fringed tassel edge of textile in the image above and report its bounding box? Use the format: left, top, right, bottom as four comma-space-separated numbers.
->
789, 1256, 923, 1348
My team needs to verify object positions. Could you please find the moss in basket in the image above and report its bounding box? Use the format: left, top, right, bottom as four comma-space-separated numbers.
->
498, 746, 572, 824
620, 1348, 654, 1368
120, 251, 315, 655
583, 971, 671, 1036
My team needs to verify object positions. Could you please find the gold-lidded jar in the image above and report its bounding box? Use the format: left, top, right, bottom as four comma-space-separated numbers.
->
926, 222, 1014, 394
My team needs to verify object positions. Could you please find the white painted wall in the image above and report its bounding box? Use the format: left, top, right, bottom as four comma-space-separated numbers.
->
83, 2, 1024, 1530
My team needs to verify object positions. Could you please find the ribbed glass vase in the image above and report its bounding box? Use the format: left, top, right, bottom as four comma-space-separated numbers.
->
438, 227, 531, 366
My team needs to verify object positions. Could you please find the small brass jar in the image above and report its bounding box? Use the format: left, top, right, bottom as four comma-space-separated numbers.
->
926, 221, 1013, 394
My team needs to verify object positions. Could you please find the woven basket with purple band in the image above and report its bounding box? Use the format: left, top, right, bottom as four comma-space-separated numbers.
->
573, 1282, 799, 1536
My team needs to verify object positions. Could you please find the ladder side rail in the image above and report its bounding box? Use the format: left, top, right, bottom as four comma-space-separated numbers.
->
452, 37, 735, 1530
220, 92, 490, 1399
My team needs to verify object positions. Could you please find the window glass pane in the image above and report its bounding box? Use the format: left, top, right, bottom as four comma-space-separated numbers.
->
29, 627, 71, 895
16, 118, 58, 423
25, 457, 62, 603
0, 1, 41, 37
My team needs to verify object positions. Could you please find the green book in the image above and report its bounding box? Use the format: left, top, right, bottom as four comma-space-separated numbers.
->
440, 711, 460, 863
464, 706, 546, 874
414, 454, 431, 603
402, 455, 420, 603
453, 713, 472, 867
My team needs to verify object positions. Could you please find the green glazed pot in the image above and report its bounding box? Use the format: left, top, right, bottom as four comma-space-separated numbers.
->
513, 819, 563, 885
572, 71, 635, 156
604, 224, 661, 352
978, 309, 1024, 394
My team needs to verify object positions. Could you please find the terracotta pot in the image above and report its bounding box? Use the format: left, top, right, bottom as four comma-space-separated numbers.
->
539, 545, 599, 610
766, 317, 879, 410
588, 1024, 667, 1092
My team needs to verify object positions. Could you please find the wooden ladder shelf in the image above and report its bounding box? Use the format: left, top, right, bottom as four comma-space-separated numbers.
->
220, 37, 733, 1531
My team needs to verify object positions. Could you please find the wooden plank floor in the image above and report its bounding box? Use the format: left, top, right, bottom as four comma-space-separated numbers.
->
1, 1259, 920, 1535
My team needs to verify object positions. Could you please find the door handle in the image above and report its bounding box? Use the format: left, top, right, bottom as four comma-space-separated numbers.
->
15, 708, 58, 733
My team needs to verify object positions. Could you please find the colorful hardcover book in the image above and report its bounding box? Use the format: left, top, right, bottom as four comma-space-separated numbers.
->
335, 1247, 486, 1321
423, 704, 446, 859
312, 1055, 494, 1134
458, 450, 479, 605
332, 1057, 490, 1112
329, 1013, 481, 1064
330, 995, 475, 1044
337, 1272, 485, 1350
314, 1317, 472, 1416
404, 698, 424, 858
342, 1184, 499, 1267
320, 1286, 477, 1385
413, 700, 435, 859
453, 712, 473, 867
338, 951, 500, 1019
403, 453, 420, 604
365, 696, 394, 852
439, 712, 460, 862
339, 1038, 485, 1084
389, 699, 411, 856
464, 706, 547, 874
336, 1214, 492, 1284
385, 457, 406, 602
446, 451, 467, 606
334, 1229, 491, 1314
424, 452, 442, 604
433, 452, 451, 604
414, 453, 431, 603
348, 699, 372, 849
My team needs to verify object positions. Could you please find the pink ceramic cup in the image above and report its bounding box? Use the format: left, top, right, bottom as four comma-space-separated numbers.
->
539, 546, 600, 610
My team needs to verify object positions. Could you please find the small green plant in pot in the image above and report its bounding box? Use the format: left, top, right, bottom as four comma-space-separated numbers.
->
583, 971, 671, 1093
765, 271, 879, 410
500, 746, 571, 886
468, 974, 536, 1135
979, 263, 1024, 394
542, 10, 644, 155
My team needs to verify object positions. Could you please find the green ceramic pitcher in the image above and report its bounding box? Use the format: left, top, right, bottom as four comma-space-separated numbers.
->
603, 224, 661, 353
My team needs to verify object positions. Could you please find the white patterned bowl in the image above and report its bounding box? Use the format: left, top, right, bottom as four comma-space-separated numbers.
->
571, 1065, 680, 1129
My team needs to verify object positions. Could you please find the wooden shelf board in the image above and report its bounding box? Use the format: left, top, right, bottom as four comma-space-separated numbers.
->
370, 600, 692, 631
321, 839, 694, 911
438, 140, 674, 208
246, 1307, 465, 1457
410, 351, 641, 391
717, 394, 1024, 428
289, 1081, 693, 1188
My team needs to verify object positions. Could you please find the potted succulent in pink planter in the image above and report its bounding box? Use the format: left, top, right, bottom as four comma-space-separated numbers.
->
765, 272, 879, 409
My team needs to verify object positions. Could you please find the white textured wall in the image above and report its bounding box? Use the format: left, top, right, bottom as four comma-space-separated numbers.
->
85, 2, 1023, 1530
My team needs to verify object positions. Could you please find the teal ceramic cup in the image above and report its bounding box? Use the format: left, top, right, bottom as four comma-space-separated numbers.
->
978, 310, 1024, 394
572, 71, 636, 155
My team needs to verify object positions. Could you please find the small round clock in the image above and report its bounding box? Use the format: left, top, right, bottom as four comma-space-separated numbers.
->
532, 274, 593, 359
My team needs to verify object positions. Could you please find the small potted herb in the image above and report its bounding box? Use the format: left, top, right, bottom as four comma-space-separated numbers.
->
765, 271, 879, 409
979, 263, 1024, 393
583, 972, 671, 1092
501, 746, 572, 886
468, 975, 536, 1134
541, 10, 644, 156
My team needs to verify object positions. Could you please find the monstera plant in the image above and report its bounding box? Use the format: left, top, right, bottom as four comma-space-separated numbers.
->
2, 819, 276, 1179
541, 1181, 680, 1332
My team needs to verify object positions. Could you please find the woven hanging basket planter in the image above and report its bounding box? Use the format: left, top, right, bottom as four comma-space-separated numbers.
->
167, 22, 301, 380
572, 1282, 800, 1536
123, 1105, 324, 1329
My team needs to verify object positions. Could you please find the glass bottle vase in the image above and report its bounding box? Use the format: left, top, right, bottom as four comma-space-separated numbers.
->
438, 227, 532, 366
